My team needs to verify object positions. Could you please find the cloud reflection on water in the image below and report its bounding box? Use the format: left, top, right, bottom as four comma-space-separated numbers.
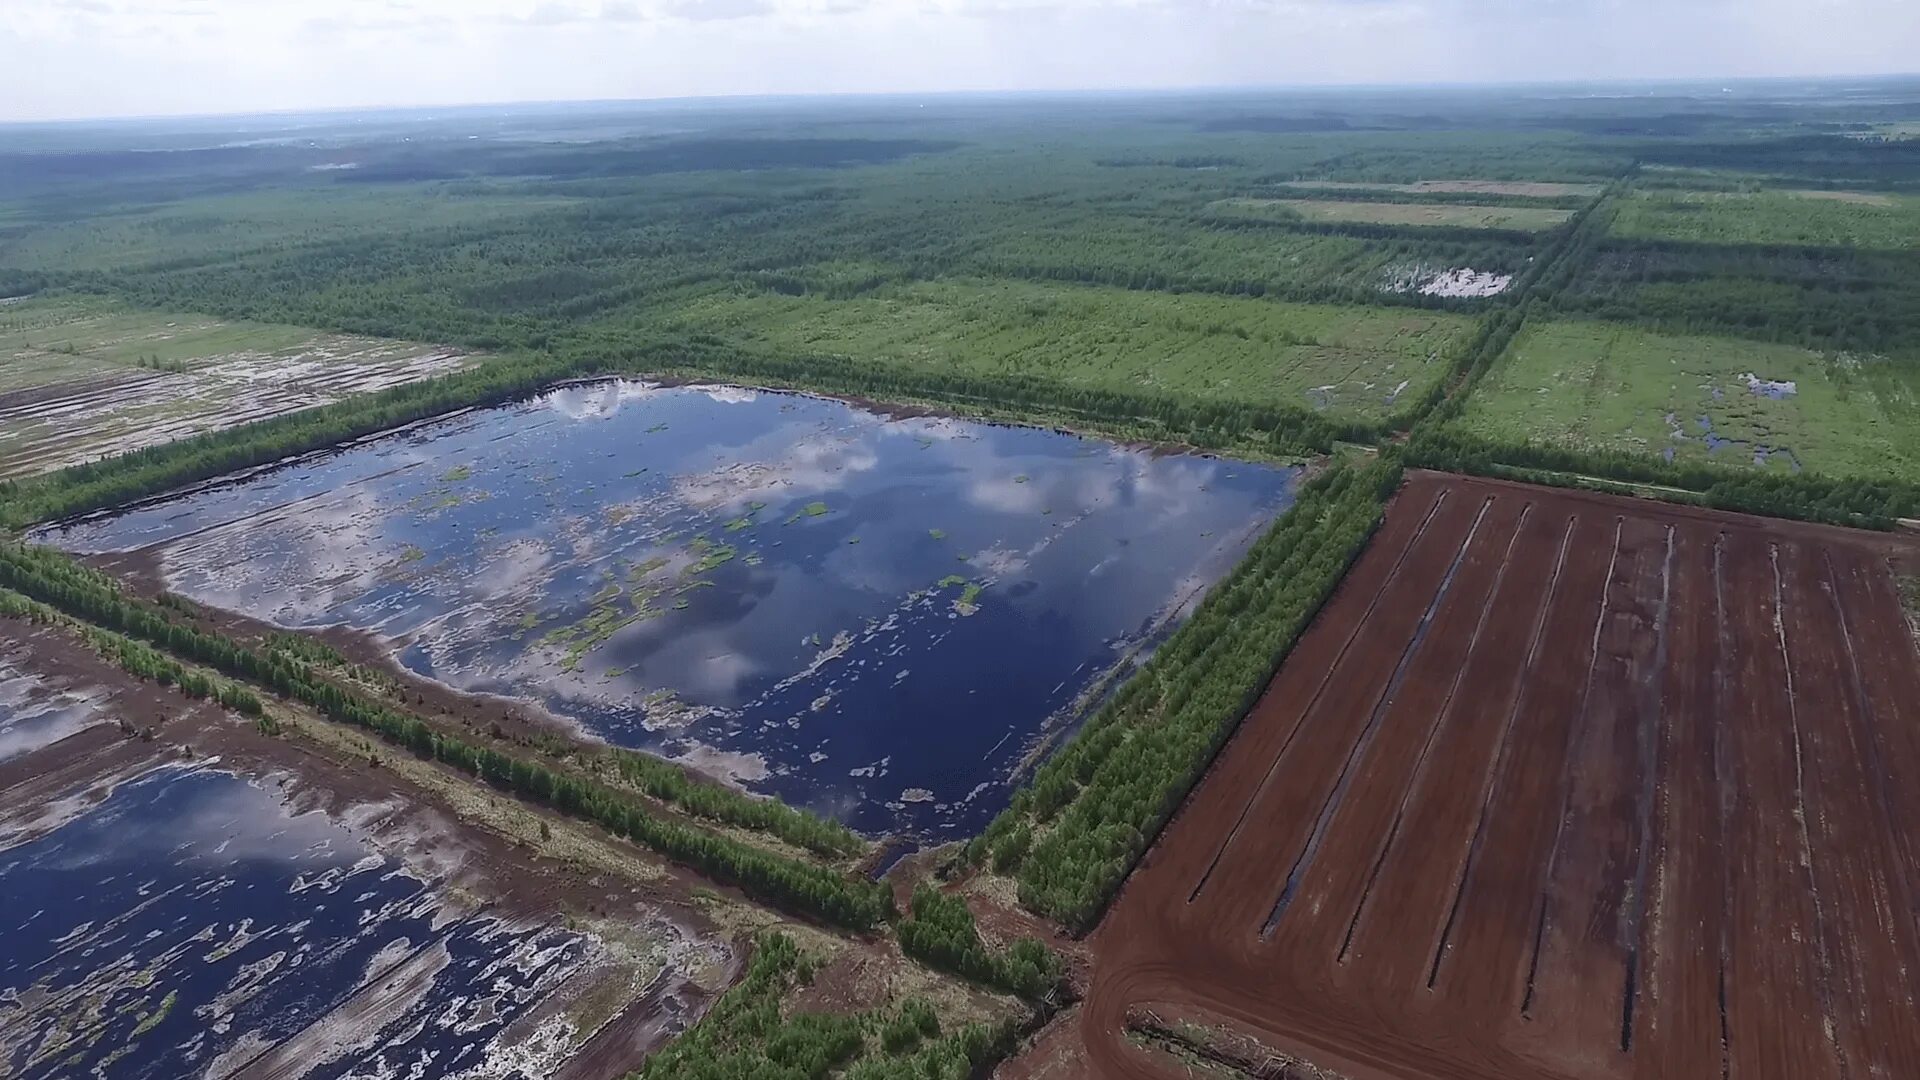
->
47, 382, 1297, 839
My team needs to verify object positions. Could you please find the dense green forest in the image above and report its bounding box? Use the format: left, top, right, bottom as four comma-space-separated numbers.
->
5, 89, 1914, 499
1554, 238, 1920, 354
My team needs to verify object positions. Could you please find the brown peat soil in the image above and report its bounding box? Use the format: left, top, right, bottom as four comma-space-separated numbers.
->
1022, 472, 1920, 1080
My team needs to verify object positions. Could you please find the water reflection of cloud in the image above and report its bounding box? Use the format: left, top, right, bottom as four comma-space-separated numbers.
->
54, 382, 1297, 841
0, 660, 109, 763
671, 745, 771, 786
475, 537, 556, 596
671, 433, 879, 512
700, 386, 759, 406
0, 700, 104, 762
27, 770, 362, 874
687, 649, 764, 704
964, 475, 1047, 515
1120, 453, 1226, 514
541, 380, 664, 421
963, 461, 1131, 519
614, 620, 769, 707
967, 546, 1030, 578
166, 486, 400, 627
877, 415, 975, 443
981, 449, 1227, 528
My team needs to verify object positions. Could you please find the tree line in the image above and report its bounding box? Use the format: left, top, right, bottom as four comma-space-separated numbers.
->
633, 931, 1025, 1080
971, 456, 1404, 929
1551, 238, 1920, 355
1632, 134, 1920, 187
1404, 427, 1920, 529
896, 885, 1061, 999
606, 742, 863, 860
0, 331, 1363, 532
0, 542, 893, 931
0, 586, 262, 717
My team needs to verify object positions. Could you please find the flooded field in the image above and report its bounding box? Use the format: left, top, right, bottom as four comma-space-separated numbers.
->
0, 762, 721, 1080
44, 382, 1297, 838
0, 298, 475, 479
0, 647, 110, 763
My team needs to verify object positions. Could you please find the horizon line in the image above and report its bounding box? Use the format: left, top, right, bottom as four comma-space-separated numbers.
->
6, 69, 1919, 130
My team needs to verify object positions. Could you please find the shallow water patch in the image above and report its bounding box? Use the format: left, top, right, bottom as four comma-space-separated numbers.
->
0, 766, 672, 1080
0, 653, 110, 762
1660, 410, 1802, 473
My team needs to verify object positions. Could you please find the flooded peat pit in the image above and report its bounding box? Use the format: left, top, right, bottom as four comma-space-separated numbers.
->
0, 764, 711, 1080
43, 383, 1296, 839
0, 647, 112, 763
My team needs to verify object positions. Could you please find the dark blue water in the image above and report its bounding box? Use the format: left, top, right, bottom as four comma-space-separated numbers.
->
0, 766, 587, 1080
41, 382, 1297, 839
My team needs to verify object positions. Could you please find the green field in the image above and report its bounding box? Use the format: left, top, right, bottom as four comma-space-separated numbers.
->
1609, 189, 1920, 250
659, 280, 1477, 421
1209, 198, 1573, 231
1454, 318, 1920, 480
957, 213, 1539, 302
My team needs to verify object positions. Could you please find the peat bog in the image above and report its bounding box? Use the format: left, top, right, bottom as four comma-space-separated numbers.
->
43, 382, 1295, 839
0, 763, 719, 1080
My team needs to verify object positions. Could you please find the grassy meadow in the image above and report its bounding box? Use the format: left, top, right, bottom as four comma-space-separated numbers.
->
658, 280, 1478, 421
1453, 318, 1920, 480
1608, 189, 1920, 250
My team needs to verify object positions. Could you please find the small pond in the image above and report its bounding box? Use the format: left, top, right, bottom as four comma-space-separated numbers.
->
41, 382, 1297, 839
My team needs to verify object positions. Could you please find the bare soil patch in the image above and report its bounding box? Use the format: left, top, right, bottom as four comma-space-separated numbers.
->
1031, 472, 1920, 1079
1277, 180, 1605, 199
1213, 198, 1573, 231
1786, 189, 1897, 206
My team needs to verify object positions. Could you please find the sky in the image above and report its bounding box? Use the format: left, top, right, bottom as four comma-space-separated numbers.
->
3, 0, 1917, 123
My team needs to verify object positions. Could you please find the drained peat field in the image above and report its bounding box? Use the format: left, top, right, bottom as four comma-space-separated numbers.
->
4, 767, 655, 1080
0, 298, 475, 480
40, 381, 1295, 840
0, 619, 731, 1080
1068, 471, 1920, 1080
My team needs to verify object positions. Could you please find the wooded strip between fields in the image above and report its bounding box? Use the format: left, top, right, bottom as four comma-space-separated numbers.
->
971, 456, 1404, 930
0, 540, 897, 930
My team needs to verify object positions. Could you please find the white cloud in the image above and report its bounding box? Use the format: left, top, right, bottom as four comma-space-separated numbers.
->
0, 0, 1914, 121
